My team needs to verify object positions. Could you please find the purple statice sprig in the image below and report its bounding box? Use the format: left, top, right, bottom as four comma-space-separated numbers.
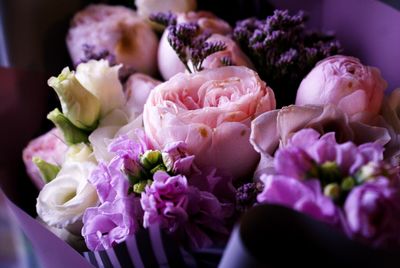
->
150, 12, 227, 73
233, 9, 342, 107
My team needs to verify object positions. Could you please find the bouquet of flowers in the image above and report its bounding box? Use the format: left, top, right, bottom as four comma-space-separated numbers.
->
20, 0, 400, 267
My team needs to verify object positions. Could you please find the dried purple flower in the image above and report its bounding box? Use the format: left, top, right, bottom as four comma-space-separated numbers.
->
233, 9, 342, 107
236, 182, 264, 213
149, 11, 177, 27
162, 18, 227, 73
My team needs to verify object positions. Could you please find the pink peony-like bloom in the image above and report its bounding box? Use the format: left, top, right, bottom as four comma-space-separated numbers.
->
143, 66, 276, 180
344, 178, 400, 249
158, 11, 232, 80
22, 128, 68, 189
295, 55, 387, 117
67, 4, 159, 76
124, 73, 161, 115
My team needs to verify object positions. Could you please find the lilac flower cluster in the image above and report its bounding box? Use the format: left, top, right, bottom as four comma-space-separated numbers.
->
256, 128, 400, 249
150, 12, 227, 72
82, 130, 234, 250
233, 9, 342, 107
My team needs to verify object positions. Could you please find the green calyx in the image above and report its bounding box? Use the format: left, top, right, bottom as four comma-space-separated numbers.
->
32, 157, 60, 183
47, 108, 89, 145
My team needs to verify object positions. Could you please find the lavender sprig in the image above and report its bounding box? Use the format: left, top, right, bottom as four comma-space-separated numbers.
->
149, 11, 177, 27
233, 9, 342, 107
151, 12, 227, 73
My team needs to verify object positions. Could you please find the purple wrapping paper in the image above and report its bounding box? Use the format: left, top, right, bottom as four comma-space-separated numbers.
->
0, 0, 400, 267
0, 189, 93, 268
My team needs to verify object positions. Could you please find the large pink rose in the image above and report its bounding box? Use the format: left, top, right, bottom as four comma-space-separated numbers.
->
143, 66, 275, 180
295, 55, 387, 117
158, 11, 232, 80
22, 128, 68, 189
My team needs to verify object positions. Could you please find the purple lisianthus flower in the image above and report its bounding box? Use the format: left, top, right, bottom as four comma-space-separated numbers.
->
258, 175, 340, 225
344, 178, 400, 248
82, 196, 141, 251
141, 171, 231, 249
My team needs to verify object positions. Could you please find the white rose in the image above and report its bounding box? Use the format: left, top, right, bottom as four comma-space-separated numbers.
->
76, 59, 126, 117
36, 161, 98, 234
135, 0, 197, 19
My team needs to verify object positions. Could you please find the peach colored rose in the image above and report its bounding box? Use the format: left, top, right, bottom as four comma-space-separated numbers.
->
158, 11, 232, 80
143, 66, 275, 180
23, 128, 68, 189
295, 55, 387, 117
67, 4, 159, 76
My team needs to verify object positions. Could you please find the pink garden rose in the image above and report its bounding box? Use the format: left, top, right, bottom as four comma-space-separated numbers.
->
295, 55, 387, 117
158, 11, 232, 80
143, 66, 276, 180
67, 4, 159, 76
22, 128, 68, 189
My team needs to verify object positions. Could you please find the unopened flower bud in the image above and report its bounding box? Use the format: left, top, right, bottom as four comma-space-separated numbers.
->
48, 67, 100, 131
341, 176, 356, 191
140, 150, 162, 169
133, 180, 152, 194
324, 183, 340, 200
320, 161, 342, 183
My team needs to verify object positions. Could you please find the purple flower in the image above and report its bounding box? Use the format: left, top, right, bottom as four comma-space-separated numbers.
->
344, 178, 400, 248
162, 141, 196, 175
82, 196, 141, 251
258, 175, 340, 225
89, 162, 130, 203
141, 171, 189, 232
141, 171, 231, 249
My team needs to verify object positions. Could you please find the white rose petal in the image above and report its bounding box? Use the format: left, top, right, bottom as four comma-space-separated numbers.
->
76, 59, 126, 117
